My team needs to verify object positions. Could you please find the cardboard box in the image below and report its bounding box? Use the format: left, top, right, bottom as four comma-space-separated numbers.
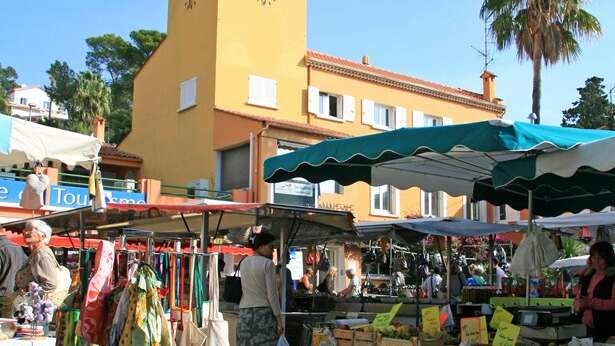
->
354, 341, 376, 346
336, 339, 353, 346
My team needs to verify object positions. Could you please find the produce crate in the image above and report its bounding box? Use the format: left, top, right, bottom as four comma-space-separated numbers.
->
333, 328, 354, 340
336, 340, 353, 346
379, 337, 415, 346
354, 331, 378, 342
354, 341, 377, 346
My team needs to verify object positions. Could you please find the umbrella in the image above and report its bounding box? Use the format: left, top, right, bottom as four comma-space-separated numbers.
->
0, 113, 101, 169
264, 120, 615, 216
549, 255, 588, 270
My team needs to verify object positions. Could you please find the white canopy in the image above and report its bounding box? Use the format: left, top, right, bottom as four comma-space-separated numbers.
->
0, 113, 101, 169
516, 211, 615, 229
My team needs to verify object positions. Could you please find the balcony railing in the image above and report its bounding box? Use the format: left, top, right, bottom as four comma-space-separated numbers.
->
58, 172, 139, 192
160, 184, 231, 201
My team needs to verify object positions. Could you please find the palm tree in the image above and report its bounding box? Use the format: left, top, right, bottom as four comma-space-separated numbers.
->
480, 0, 601, 124
72, 71, 111, 127
560, 236, 585, 258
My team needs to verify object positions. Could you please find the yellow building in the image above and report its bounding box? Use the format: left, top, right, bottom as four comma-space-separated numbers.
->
120, 0, 506, 223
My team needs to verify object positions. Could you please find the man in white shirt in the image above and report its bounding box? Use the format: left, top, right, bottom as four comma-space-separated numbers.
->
493, 258, 507, 294
421, 267, 443, 299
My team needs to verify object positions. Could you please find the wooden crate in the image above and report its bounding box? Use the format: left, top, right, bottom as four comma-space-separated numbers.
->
333, 328, 354, 340
354, 341, 377, 346
379, 337, 415, 346
336, 339, 353, 346
354, 331, 378, 342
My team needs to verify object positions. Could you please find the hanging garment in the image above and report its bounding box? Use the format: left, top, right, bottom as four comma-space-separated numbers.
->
80, 240, 115, 344
19, 173, 49, 209
206, 253, 230, 346
116, 264, 171, 346
108, 285, 130, 346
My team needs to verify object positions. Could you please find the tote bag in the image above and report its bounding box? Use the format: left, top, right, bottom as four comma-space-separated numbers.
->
206, 253, 230, 346
223, 257, 246, 304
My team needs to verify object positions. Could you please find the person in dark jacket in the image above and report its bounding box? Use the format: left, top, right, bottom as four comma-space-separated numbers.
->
0, 228, 27, 317
575, 241, 615, 342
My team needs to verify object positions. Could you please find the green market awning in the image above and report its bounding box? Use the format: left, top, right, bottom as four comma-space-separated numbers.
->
264, 120, 615, 216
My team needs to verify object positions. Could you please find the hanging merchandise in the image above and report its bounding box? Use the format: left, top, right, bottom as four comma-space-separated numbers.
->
206, 253, 230, 346
305, 245, 320, 266
88, 164, 107, 213
19, 170, 50, 210
116, 264, 171, 346
193, 257, 204, 327
317, 243, 330, 272
80, 240, 115, 344
177, 253, 206, 346
509, 227, 560, 276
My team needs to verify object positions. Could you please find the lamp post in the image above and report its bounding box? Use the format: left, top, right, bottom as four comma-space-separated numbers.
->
27, 103, 36, 122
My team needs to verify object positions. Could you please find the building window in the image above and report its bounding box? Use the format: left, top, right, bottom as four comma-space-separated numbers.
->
19, 98, 27, 105
248, 75, 277, 108
374, 103, 393, 128
371, 185, 396, 215
424, 115, 443, 127
423, 191, 443, 217
318, 92, 342, 119
219, 144, 250, 190
179, 77, 197, 111
319, 180, 344, 195
43, 101, 51, 110
499, 205, 507, 221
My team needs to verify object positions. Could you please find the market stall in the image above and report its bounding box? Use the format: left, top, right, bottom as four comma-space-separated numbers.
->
264, 120, 615, 344
1, 202, 356, 345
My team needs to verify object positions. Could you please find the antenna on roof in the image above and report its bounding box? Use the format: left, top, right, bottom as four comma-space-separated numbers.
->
471, 9, 495, 71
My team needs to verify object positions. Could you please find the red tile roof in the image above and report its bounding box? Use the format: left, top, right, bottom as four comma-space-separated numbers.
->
214, 108, 349, 138
306, 50, 504, 112
100, 143, 143, 162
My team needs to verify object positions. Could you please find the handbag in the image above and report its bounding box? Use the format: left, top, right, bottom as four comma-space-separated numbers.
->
178, 252, 206, 346
206, 253, 230, 346
317, 243, 330, 272
223, 256, 246, 304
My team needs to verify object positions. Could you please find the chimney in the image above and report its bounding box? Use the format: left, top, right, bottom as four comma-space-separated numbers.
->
481, 70, 497, 102
92, 116, 105, 142
362, 55, 370, 65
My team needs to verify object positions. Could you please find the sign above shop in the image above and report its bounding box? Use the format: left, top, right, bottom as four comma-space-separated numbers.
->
0, 178, 146, 209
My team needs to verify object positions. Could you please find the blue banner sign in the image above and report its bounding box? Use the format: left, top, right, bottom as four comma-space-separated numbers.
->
0, 178, 146, 208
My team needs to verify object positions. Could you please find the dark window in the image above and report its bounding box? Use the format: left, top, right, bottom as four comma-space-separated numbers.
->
499, 205, 507, 220
220, 145, 250, 190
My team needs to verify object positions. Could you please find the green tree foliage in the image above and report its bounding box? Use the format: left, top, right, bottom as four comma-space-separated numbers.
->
480, 0, 601, 124
84, 30, 165, 143
559, 236, 586, 258
44, 30, 165, 142
72, 71, 111, 125
0, 63, 19, 114
561, 76, 614, 129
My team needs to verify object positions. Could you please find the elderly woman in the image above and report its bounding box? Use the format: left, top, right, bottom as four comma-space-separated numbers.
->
14, 220, 71, 307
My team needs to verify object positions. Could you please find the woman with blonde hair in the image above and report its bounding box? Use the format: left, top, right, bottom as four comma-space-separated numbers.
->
317, 266, 338, 295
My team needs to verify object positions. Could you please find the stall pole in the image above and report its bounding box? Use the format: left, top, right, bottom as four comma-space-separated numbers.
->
201, 212, 210, 300
389, 237, 394, 296
488, 235, 494, 285
280, 222, 288, 326
526, 190, 534, 306
79, 210, 86, 298
446, 236, 451, 304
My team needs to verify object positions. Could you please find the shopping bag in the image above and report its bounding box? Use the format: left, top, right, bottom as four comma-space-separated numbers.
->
206, 253, 230, 346
277, 336, 290, 346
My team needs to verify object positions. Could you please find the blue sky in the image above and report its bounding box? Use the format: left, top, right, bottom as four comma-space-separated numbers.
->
2, 0, 614, 125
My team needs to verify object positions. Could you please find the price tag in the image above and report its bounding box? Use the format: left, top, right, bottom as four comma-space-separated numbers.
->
492, 322, 520, 346
490, 306, 514, 330
371, 303, 403, 329
421, 306, 441, 337
460, 316, 488, 345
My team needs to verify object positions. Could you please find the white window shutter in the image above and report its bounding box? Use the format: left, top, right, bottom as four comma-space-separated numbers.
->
420, 190, 426, 216
394, 187, 400, 215
179, 77, 196, 110
320, 180, 335, 194
268, 79, 277, 106
443, 116, 453, 126
342, 95, 355, 122
412, 110, 424, 128
441, 192, 448, 217
395, 106, 407, 129
308, 86, 319, 114
362, 99, 374, 125
248, 75, 259, 104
